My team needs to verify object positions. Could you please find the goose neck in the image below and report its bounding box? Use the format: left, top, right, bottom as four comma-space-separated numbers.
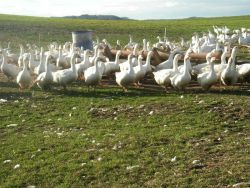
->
132, 45, 138, 56
20, 46, 24, 56
183, 58, 189, 74
1, 54, 6, 67
71, 56, 76, 71
23, 59, 28, 70
128, 57, 133, 72
45, 57, 50, 72
115, 53, 120, 64
221, 52, 227, 64
58, 48, 62, 58
172, 57, 179, 72
169, 52, 175, 60
146, 53, 152, 66
210, 61, 215, 73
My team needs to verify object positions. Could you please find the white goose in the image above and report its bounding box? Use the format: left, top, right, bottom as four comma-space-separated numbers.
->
237, 63, 250, 83
153, 54, 182, 89
1, 50, 20, 81
201, 45, 230, 78
133, 55, 146, 85
89, 45, 99, 64
34, 54, 54, 90
18, 45, 25, 67
103, 50, 122, 76
197, 57, 218, 90
115, 40, 121, 50
192, 52, 213, 75
84, 57, 102, 88
142, 51, 154, 74
75, 49, 91, 79
115, 54, 135, 92
170, 55, 192, 90
34, 47, 46, 75
56, 46, 70, 69
220, 46, 238, 85
155, 50, 178, 71
52, 53, 78, 90
28, 52, 40, 72
16, 55, 32, 89
119, 44, 139, 71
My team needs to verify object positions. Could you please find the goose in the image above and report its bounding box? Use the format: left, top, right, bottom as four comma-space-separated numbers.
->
154, 36, 166, 49
131, 43, 139, 65
133, 55, 146, 85
142, 39, 147, 51
178, 56, 192, 74
124, 35, 137, 50
75, 49, 92, 79
34, 47, 46, 75
115, 40, 121, 50
84, 57, 102, 88
115, 54, 135, 92
201, 45, 230, 78
142, 51, 154, 74
147, 41, 152, 51
155, 50, 178, 71
0, 50, 20, 81
56, 45, 69, 69
119, 44, 139, 71
97, 58, 106, 77
34, 54, 54, 90
28, 52, 40, 72
6, 43, 19, 64
221, 57, 238, 85
197, 57, 218, 90
89, 45, 99, 64
102, 39, 112, 49
16, 55, 32, 90
220, 46, 238, 85
18, 45, 25, 67
103, 50, 122, 76
52, 53, 78, 90
192, 52, 213, 75
153, 54, 182, 90
237, 63, 250, 83
170, 55, 191, 90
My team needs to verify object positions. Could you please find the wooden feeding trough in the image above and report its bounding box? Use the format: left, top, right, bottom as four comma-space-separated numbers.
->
103, 45, 222, 66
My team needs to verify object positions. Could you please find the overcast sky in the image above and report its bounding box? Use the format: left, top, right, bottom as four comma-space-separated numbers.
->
0, 0, 250, 19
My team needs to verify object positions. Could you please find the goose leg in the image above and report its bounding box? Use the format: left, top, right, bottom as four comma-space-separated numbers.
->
164, 85, 168, 93
122, 86, 128, 92
137, 82, 143, 86
63, 85, 67, 91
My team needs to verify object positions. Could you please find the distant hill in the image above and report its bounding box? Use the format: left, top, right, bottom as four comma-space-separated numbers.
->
61, 14, 130, 20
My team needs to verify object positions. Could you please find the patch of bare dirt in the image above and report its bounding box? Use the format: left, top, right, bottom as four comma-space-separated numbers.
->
206, 102, 250, 122
88, 103, 181, 119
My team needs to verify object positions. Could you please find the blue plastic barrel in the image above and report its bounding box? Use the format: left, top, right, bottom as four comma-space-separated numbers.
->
72, 30, 93, 50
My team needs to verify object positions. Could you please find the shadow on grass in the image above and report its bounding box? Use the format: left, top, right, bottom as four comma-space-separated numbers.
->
0, 81, 19, 88
49, 84, 167, 98
1, 81, 250, 100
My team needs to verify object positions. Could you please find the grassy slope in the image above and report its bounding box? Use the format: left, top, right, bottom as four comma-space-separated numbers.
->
1, 14, 250, 48
0, 14, 250, 187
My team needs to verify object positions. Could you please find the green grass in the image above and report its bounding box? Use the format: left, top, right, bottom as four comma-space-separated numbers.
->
0, 14, 250, 187
1, 14, 250, 49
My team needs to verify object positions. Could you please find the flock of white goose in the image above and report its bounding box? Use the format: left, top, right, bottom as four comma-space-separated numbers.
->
0, 26, 250, 92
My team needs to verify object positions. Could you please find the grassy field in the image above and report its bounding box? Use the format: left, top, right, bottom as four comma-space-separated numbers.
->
0, 14, 250, 187
1, 14, 250, 49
